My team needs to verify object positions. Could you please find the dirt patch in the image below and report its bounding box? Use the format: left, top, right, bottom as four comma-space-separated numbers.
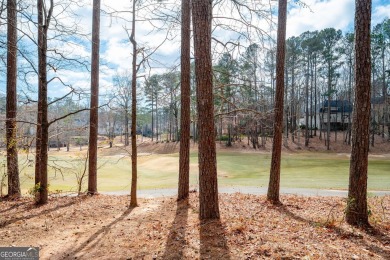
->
1, 193, 390, 259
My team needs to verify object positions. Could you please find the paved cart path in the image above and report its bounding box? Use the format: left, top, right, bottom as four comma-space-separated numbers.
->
101, 186, 390, 198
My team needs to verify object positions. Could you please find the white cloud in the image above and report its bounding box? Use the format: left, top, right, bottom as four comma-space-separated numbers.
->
102, 38, 132, 68
373, 4, 390, 25
287, 0, 389, 38
287, 0, 355, 37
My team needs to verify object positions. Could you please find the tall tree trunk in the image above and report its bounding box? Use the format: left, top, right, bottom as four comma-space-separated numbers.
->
151, 98, 154, 141
347, 56, 353, 145
175, 108, 179, 141
267, 0, 287, 204
271, 51, 276, 107
314, 55, 317, 136
130, 0, 138, 207
326, 65, 331, 150
310, 56, 314, 137
346, 0, 371, 227
56, 124, 60, 151
35, 0, 43, 199
382, 47, 386, 139
178, 0, 191, 201
291, 58, 295, 142
6, 0, 20, 197
88, 0, 101, 195
168, 102, 171, 141
283, 66, 288, 147
35, 0, 53, 204
335, 98, 338, 142
125, 107, 129, 146
156, 101, 158, 141
370, 65, 375, 148
320, 108, 323, 140
305, 55, 309, 147
192, 0, 219, 219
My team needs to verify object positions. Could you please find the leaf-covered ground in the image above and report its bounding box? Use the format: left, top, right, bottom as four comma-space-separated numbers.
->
1, 193, 390, 259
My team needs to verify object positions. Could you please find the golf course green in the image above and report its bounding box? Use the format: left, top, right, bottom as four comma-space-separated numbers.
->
7, 151, 390, 195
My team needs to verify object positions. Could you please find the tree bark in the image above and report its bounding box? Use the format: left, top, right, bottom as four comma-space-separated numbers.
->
156, 100, 159, 141
35, 0, 43, 198
192, 0, 220, 219
178, 0, 191, 201
130, 0, 138, 207
381, 47, 386, 139
326, 65, 331, 150
56, 124, 60, 151
290, 56, 295, 142
88, 0, 101, 195
305, 55, 310, 147
347, 55, 353, 145
6, 0, 20, 197
267, 0, 287, 204
314, 55, 317, 137
35, 0, 53, 204
151, 98, 154, 141
346, 0, 371, 227
125, 105, 129, 146
284, 66, 288, 147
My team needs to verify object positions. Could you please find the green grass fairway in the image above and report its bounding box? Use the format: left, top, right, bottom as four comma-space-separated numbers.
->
10, 151, 390, 195
215, 152, 389, 190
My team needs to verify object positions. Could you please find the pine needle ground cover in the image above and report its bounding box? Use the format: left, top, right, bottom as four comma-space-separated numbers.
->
1, 193, 390, 259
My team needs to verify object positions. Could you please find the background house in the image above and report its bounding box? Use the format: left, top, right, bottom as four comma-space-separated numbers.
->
319, 100, 353, 130
299, 100, 353, 130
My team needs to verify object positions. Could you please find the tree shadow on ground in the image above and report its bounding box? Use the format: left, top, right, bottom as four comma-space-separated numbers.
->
162, 200, 189, 259
0, 201, 29, 214
275, 204, 390, 258
200, 218, 230, 260
62, 207, 135, 259
0, 196, 88, 228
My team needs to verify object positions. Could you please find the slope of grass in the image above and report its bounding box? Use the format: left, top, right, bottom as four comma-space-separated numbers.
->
215, 152, 389, 190
11, 151, 390, 194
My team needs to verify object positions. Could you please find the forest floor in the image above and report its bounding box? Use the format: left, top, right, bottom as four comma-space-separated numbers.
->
1, 193, 390, 259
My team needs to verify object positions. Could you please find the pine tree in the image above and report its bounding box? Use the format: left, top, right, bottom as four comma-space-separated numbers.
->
267, 0, 287, 204
346, 0, 372, 226
192, 0, 220, 219
6, 0, 20, 198
88, 0, 101, 195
